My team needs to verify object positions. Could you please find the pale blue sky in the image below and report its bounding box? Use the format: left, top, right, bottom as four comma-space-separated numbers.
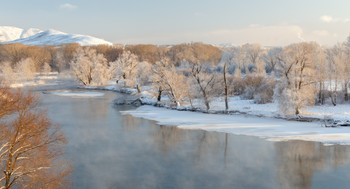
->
1, 0, 350, 46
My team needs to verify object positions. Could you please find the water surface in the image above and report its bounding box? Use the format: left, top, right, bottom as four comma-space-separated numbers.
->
38, 89, 350, 189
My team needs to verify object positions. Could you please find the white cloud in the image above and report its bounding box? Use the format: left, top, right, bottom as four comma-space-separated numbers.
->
320, 15, 334, 23
320, 15, 350, 23
60, 3, 77, 10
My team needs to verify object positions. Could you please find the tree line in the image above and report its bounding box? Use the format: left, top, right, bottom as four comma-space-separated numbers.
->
0, 40, 350, 116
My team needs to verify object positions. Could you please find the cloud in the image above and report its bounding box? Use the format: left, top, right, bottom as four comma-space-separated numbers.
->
60, 3, 77, 10
320, 15, 334, 23
205, 25, 306, 46
320, 15, 350, 23
117, 24, 346, 46
119, 25, 306, 46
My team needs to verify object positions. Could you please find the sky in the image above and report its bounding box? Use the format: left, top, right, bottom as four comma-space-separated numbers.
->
1, 0, 350, 46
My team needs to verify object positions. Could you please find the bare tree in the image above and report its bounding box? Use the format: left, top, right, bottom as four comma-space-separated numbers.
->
220, 52, 235, 112
0, 83, 70, 188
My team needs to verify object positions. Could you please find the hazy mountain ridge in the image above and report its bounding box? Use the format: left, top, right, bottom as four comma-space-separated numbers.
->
0, 26, 112, 46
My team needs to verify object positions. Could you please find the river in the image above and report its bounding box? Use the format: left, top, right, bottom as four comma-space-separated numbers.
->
35, 82, 350, 189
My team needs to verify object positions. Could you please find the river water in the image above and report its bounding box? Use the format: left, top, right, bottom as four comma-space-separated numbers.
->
36, 86, 350, 189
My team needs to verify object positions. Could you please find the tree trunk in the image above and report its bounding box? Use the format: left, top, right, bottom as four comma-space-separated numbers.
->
331, 93, 337, 106
136, 84, 141, 93
345, 83, 349, 101
157, 87, 162, 102
202, 90, 210, 111
223, 63, 229, 112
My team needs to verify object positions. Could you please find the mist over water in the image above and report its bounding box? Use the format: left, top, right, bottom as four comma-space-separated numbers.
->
38, 90, 350, 189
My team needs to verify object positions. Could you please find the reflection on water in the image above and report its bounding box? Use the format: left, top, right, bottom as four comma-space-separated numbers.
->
276, 141, 350, 189
39, 90, 350, 189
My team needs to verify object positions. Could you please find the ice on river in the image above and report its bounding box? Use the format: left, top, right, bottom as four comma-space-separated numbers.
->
51, 91, 105, 97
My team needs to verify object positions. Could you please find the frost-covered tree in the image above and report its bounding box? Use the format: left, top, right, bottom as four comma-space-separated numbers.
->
325, 44, 346, 106
0, 62, 15, 83
109, 51, 139, 87
190, 63, 217, 111
41, 62, 51, 74
171, 43, 220, 111
152, 58, 189, 106
263, 47, 282, 74
14, 58, 36, 82
343, 36, 350, 101
243, 43, 266, 76
232, 47, 246, 76
312, 44, 327, 104
133, 61, 152, 93
274, 42, 316, 116
70, 47, 109, 86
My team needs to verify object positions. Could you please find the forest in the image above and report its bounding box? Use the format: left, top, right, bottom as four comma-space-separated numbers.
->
0, 39, 349, 116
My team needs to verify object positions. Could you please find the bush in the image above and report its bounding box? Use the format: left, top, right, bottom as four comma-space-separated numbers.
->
239, 76, 276, 104
253, 80, 275, 104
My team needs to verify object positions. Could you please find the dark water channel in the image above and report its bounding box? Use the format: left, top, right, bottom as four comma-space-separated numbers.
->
37, 89, 350, 189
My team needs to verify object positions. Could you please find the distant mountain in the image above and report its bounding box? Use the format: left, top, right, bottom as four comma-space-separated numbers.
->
0, 26, 112, 46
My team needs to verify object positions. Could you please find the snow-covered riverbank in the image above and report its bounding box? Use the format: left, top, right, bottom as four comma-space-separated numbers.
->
121, 105, 350, 144
82, 83, 350, 144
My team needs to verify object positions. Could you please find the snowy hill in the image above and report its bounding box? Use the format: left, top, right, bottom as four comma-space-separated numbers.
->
0, 26, 112, 46
0, 26, 41, 42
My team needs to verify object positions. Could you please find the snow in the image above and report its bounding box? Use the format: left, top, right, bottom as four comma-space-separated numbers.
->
305, 104, 350, 121
0, 26, 42, 42
83, 82, 350, 144
51, 91, 105, 97
121, 105, 350, 144
10, 80, 46, 88
88, 83, 349, 122
20, 28, 43, 39
0, 26, 112, 46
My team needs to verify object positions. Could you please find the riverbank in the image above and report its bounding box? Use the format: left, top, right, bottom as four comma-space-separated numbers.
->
81, 83, 350, 122
79, 83, 350, 144
11, 76, 350, 144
